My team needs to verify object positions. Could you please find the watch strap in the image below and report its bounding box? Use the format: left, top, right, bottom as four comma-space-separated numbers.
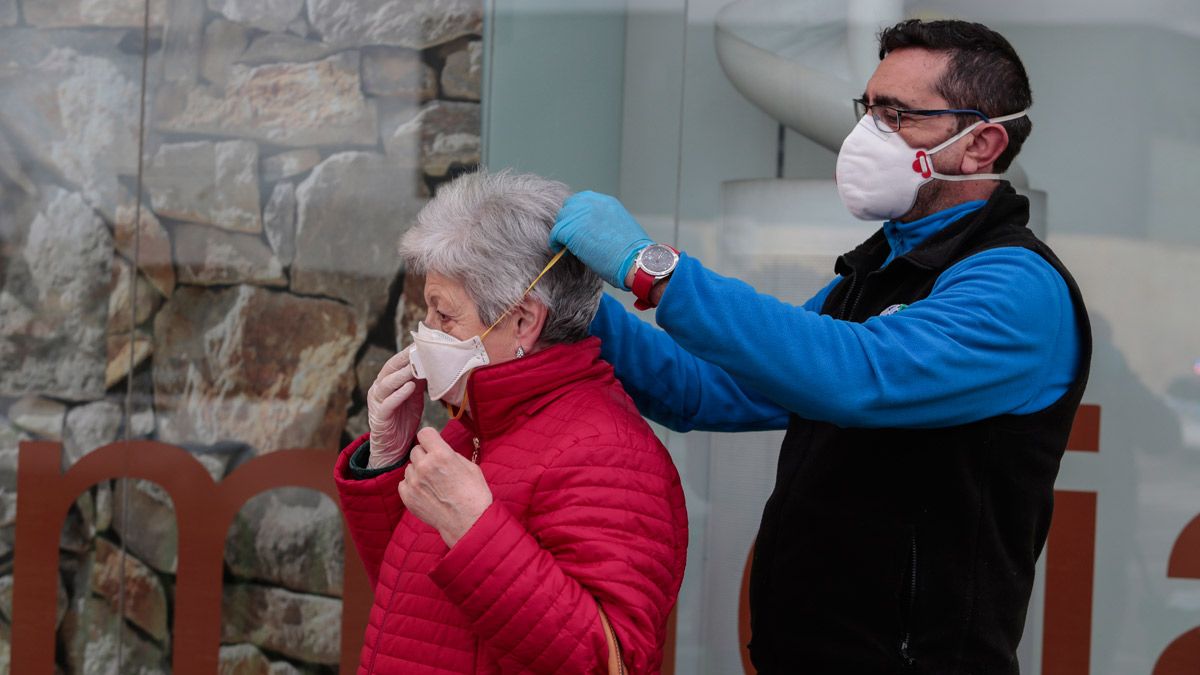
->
631, 265, 657, 310
631, 245, 677, 310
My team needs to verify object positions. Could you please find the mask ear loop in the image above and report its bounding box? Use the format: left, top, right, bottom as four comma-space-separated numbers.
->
443, 249, 568, 421
479, 249, 567, 340
923, 109, 1030, 182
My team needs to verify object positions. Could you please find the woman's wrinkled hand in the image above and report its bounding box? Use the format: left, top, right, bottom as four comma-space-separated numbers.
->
366, 346, 426, 468
399, 427, 493, 547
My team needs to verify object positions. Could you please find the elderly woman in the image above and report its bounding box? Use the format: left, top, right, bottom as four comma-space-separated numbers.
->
334, 170, 688, 674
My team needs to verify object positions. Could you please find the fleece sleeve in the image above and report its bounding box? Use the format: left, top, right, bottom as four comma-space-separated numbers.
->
652, 249, 1081, 429
589, 293, 791, 432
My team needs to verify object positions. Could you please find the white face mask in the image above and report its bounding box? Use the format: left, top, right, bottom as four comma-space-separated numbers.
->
408, 322, 490, 406
407, 249, 567, 412
835, 109, 1029, 221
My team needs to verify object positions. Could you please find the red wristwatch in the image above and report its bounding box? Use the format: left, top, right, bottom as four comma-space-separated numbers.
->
630, 244, 679, 310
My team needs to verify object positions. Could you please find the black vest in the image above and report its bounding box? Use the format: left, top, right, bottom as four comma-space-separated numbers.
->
747, 185, 1092, 674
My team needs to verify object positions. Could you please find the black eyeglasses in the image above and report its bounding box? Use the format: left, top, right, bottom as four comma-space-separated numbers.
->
853, 98, 990, 133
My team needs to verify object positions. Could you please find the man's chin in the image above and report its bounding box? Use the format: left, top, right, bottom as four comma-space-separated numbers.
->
902, 180, 950, 222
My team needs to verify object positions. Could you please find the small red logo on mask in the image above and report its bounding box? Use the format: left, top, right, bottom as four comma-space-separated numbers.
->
912, 151, 933, 179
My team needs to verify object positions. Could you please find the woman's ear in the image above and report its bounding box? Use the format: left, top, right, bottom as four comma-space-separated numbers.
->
511, 297, 549, 352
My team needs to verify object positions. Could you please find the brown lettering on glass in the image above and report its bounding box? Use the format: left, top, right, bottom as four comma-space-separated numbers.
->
10, 440, 372, 675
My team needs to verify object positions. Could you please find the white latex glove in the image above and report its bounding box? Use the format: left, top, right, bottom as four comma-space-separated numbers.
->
366, 346, 427, 469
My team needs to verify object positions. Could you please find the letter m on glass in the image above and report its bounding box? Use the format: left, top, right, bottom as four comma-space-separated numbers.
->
10, 440, 373, 674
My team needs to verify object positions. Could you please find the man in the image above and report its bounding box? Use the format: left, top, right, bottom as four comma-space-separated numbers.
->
549, 19, 1091, 675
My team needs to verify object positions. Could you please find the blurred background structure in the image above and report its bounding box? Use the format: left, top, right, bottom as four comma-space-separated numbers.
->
0, 0, 1197, 673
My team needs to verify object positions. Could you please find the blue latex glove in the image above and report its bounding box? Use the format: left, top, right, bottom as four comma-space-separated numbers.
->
550, 191, 653, 290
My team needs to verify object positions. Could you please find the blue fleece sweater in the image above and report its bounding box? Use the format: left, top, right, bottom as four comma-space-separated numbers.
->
590, 201, 1082, 432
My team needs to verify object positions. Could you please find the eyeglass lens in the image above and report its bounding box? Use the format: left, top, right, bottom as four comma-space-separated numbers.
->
855, 100, 901, 132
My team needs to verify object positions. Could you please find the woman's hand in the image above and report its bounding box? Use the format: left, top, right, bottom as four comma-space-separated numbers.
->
366, 347, 426, 468
399, 427, 493, 547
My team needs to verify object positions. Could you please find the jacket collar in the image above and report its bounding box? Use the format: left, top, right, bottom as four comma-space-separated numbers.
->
836, 182, 1030, 277
882, 199, 985, 261
455, 336, 611, 440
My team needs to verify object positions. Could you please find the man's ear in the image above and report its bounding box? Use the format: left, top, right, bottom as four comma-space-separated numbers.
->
960, 122, 1010, 174
511, 296, 549, 350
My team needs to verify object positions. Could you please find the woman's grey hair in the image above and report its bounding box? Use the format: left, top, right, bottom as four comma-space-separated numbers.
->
400, 169, 603, 344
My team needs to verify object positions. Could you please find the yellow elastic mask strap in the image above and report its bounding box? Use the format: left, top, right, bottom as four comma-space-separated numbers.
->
523, 248, 568, 296
480, 249, 567, 340
445, 387, 469, 420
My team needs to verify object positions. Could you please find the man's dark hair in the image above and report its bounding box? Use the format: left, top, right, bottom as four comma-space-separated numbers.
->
878, 19, 1032, 172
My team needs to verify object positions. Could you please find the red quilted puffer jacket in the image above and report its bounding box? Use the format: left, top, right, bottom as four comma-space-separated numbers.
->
335, 337, 688, 674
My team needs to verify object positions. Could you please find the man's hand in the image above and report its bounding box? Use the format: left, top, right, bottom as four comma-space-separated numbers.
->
366, 346, 426, 468
398, 427, 493, 547
550, 191, 653, 290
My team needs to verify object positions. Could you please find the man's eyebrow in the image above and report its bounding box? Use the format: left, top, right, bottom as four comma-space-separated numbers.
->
868, 93, 914, 109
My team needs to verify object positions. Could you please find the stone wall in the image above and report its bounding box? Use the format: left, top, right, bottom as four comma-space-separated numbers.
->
0, 0, 481, 671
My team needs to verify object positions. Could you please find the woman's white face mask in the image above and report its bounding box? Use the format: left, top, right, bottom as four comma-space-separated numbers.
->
408, 323, 489, 406
835, 109, 1029, 221
407, 250, 567, 409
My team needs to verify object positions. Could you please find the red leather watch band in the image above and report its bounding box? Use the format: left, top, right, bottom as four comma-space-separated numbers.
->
631, 266, 657, 310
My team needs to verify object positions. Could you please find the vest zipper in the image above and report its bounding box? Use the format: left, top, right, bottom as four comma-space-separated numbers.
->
838, 277, 860, 319
471, 436, 481, 464
841, 270, 874, 321
847, 282, 866, 321
900, 531, 918, 667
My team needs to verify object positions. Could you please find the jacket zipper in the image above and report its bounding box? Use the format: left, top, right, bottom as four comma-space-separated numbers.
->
900, 532, 917, 667
471, 437, 482, 673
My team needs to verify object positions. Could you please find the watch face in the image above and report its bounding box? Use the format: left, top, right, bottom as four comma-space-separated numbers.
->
639, 244, 677, 275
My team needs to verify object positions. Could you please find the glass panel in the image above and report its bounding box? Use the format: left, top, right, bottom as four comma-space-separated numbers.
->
1, 0, 483, 671
5, 0, 1197, 671
486, 1, 1200, 674
141, 0, 482, 670
0, 0, 149, 668
223, 487, 345, 674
